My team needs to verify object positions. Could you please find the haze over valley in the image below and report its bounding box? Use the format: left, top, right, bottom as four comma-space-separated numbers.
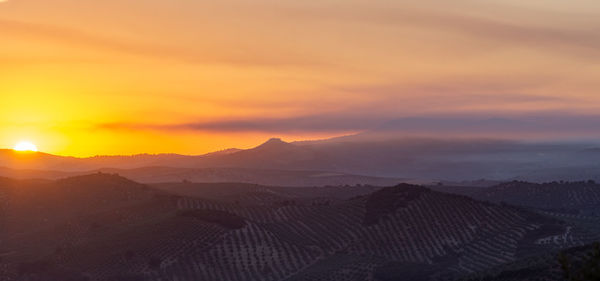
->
2, 134, 600, 184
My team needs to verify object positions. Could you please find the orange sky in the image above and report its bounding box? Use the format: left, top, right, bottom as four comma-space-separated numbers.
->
1, 0, 600, 156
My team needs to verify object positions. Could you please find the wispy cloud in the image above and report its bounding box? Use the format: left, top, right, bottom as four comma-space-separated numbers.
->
0, 19, 322, 67
97, 114, 385, 134
370, 113, 600, 140
282, 2, 600, 60
96, 112, 600, 140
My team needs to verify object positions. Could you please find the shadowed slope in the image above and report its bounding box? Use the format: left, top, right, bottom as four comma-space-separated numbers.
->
1, 176, 598, 281
439, 181, 600, 216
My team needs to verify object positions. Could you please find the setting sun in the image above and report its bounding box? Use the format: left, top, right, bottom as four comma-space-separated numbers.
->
13, 141, 38, 152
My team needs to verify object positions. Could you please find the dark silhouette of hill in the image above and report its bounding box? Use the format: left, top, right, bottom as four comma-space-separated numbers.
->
514, 164, 600, 183
0, 149, 79, 170
0, 166, 403, 187
152, 182, 381, 207
460, 243, 600, 281
436, 181, 600, 216
4, 136, 600, 183
363, 183, 429, 226
2, 175, 599, 281
0, 148, 192, 171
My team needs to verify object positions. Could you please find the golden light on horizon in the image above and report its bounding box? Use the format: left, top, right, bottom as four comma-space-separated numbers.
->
13, 141, 38, 152
1, 0, 599, 157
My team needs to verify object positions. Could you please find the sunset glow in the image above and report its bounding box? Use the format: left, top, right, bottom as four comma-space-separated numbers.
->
1, 0, 600, 156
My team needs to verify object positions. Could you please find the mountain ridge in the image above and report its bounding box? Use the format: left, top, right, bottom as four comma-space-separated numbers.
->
3, 136, 600, 182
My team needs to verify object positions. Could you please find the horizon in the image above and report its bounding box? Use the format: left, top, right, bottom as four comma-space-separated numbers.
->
7, 115, 600, 157
3, 133, 600, 159
2, 0, 600, 156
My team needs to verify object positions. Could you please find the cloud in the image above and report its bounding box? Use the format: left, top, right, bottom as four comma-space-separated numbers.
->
339, 80, 567, 102
375, 113, 600, 139
0, 19, 322, 67
95, 111, 600, 140
97, 114, 386, 134
92, 76, 583, 137
276, 3, 600, 60
323, 79, 576, 116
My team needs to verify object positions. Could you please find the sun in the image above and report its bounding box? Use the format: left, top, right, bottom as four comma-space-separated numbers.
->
13, 141, 38, 152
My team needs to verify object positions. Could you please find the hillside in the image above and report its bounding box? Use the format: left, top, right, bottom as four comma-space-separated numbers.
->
1, 176, 598, 281
437, 181, 600, 216
460, 243, 600, 281
152, 182, 381, 203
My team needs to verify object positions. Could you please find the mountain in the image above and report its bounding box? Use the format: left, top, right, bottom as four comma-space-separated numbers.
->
3, 137, 600, 182
1, 175, 598, 281
197, 138, 317, 169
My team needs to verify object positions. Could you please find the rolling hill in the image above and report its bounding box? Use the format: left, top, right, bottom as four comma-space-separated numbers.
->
435, 181, 600, 216
0, 166, 403, 187
1, 174, 598, 281
460, 243, 600, 281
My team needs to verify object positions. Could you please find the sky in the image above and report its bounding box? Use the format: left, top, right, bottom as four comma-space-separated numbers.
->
1, 0, 600, 156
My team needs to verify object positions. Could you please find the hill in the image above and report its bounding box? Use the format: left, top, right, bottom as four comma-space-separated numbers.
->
1, 176, 598, 281
0, 166, 403, 187
460, 243, 600, 281
436, 181, 600, 216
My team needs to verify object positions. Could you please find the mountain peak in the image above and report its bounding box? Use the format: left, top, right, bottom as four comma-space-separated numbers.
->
266, 137, 285, 143
248, 138, 301, 154
256, 138, 289, 148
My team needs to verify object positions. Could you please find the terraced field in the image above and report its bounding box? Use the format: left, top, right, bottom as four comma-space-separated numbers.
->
460, 243, 600, 281
1, 174, 598, 281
